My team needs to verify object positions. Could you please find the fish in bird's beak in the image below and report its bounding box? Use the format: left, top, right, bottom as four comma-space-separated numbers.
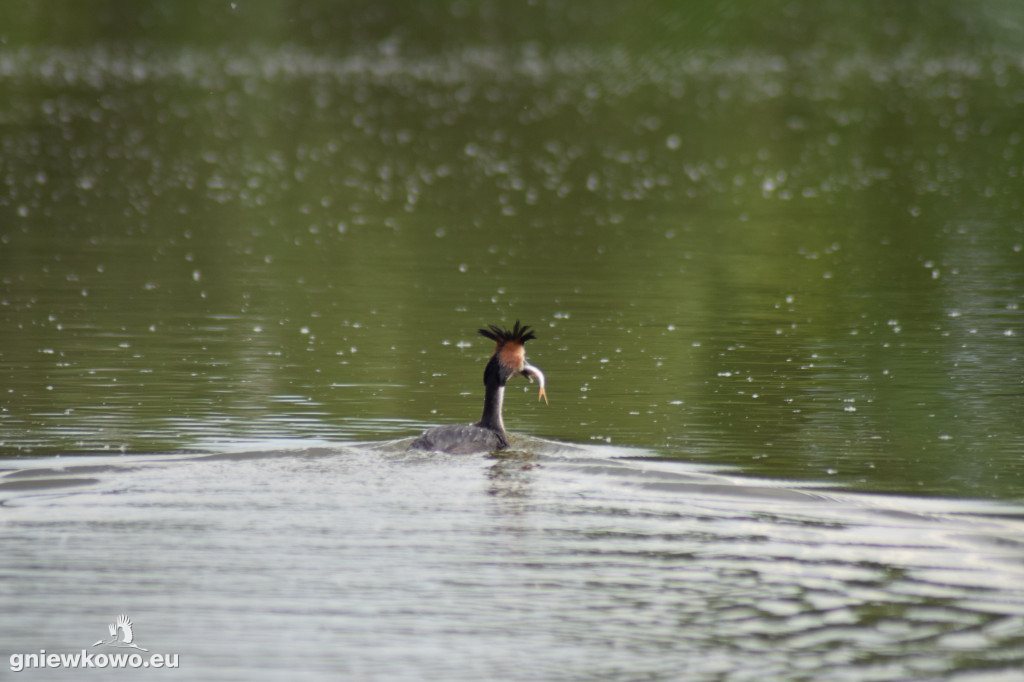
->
521, 362, 548, 404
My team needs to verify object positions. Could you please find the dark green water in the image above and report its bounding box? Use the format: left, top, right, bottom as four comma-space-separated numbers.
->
3, 1, 1022, 498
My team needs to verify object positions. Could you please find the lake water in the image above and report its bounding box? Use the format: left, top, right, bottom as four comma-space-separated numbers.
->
2, 1, 1024, 678
3, 442, 1024, 680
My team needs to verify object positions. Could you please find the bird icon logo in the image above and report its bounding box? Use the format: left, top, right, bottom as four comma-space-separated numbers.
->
92, 614, 149, 652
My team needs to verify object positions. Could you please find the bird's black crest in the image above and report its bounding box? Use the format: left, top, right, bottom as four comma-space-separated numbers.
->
478, 320, 536, 345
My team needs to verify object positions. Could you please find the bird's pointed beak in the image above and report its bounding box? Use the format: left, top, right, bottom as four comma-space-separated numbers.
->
521, 362, 548, 404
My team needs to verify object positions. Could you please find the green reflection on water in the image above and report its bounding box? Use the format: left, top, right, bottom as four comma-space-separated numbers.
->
0, 1, 1022, 498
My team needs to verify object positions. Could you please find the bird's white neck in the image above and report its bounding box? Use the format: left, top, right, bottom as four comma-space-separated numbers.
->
478, 382, 507, 436
494, 385, 505, 434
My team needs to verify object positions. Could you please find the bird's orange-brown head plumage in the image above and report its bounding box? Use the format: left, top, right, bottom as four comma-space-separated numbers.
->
479, 320, 536, 373
478, 321, 547, 404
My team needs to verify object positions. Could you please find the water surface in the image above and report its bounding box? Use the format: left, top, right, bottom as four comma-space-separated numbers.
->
2, 32, 1022, 495
3, 442, 1024, 680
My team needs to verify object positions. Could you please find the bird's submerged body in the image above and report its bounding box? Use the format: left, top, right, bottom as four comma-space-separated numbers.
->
408, 423, 508, 454
408, 321, 547, 454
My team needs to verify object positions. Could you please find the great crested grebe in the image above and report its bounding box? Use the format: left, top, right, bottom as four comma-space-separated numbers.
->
408, 321, 547, 454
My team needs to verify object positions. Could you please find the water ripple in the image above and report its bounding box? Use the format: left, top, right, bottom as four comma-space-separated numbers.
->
1, 442, 1022, 679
